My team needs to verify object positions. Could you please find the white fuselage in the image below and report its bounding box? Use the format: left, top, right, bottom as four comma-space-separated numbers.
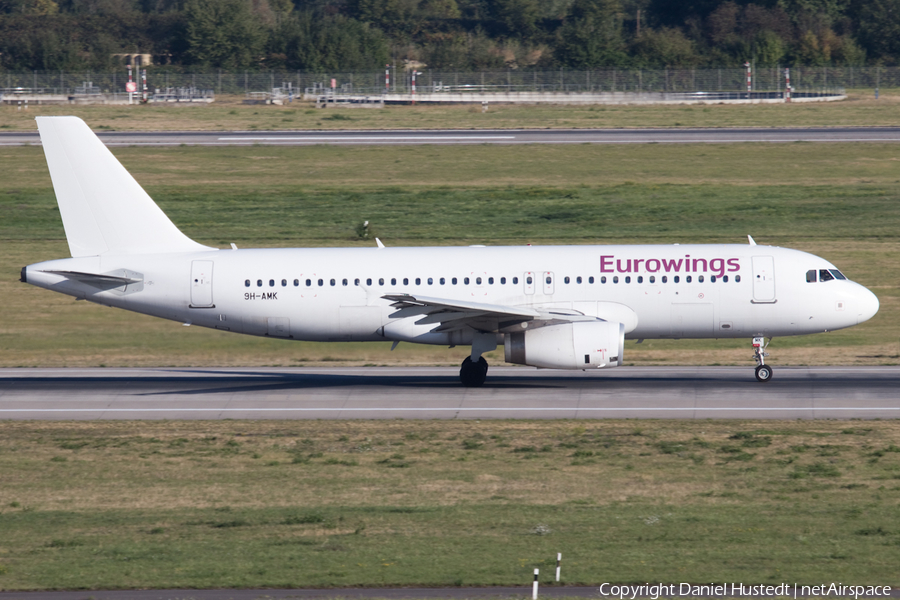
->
24, 243, 880, 348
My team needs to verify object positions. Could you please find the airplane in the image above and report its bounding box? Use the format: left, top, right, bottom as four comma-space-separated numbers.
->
20, 117, 880, 386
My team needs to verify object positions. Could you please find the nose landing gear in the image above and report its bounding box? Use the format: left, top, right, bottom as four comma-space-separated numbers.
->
752, 336, 773, 382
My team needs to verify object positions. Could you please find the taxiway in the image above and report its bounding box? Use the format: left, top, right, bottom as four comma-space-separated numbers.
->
0, 366, 897, 420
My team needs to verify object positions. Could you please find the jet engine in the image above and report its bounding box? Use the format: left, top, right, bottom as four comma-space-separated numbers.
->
504, 321, 624, 370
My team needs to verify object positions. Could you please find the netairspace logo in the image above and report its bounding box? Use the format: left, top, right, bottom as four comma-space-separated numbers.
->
598, 583, 893, 599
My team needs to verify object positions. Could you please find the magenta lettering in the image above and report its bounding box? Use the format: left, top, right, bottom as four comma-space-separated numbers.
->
662, 258, 683, 272
646, 259, 660, 272
692, 258, 708, 272
727, 258, 740, 272
600, 255, 614, 272
710, 258, 725, 277
633, 258, 644, 272
616, 259, 631, 273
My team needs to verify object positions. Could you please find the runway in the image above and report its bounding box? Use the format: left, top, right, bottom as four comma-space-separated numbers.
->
3, 127, 900, 146
1, 366, 897, 420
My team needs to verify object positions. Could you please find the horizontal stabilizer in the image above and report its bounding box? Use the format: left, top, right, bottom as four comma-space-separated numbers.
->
42, 270, 142, 286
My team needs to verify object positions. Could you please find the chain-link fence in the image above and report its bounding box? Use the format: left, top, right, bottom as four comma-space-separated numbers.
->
1, 67, 896, 97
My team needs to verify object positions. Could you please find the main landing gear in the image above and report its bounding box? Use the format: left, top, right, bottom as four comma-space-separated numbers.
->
752, 336, 773, 382
460, 356, 488, 387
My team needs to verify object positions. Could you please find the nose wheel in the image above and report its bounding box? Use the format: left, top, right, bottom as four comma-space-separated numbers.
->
755, 364, 773, 382
460, 356, 488, 387
752, 337, 773, 382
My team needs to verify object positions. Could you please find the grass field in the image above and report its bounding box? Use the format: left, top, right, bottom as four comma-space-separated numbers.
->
1, 420, 900, 590
1, 90, 899, 132
2, 141, 898, 368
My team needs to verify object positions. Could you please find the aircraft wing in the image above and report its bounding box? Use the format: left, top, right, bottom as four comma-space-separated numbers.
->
382, 293, 599, 333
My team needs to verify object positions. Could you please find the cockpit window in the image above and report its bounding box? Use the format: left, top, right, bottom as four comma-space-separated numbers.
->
806, 270, 817, 283
819, 269, 835, 282
830, 269, 847, 280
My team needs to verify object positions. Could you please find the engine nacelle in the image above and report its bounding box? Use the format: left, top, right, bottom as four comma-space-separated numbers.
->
504, 321, 624, 370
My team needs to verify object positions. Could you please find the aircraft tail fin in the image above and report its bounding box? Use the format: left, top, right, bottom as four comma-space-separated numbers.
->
36, 116, 214, 257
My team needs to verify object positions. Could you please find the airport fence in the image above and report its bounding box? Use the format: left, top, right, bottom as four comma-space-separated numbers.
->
0, 66, 896, 97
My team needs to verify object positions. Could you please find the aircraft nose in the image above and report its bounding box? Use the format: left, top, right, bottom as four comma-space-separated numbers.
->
856, 285, 880, 325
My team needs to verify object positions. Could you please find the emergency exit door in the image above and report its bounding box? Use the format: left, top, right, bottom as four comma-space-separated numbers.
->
190, 260, 214, 308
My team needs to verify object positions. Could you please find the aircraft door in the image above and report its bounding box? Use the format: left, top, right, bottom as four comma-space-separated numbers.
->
190, 260, 214, 308
542, 272, 555, 295
524, 272, 535, 295
751, 256, 776, 302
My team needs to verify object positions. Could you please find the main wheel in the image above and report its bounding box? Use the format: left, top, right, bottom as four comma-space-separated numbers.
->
755, 364, 773, 382
460, 356, 488, 387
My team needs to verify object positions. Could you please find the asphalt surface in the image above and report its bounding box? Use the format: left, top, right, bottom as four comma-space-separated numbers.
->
2, 127, 900, 146
0, 366, 898, 420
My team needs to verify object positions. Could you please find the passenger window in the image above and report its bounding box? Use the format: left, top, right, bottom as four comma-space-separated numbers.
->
245, 279, 250, 287
722, 275, 728, 282
282, 279, 287, 287
589, 276, 594, 284
257, 280, 263, 287
342, 279, 348, 286
354, 278, 360, 286
391, 278, 397, 285
698, 275, 704, 283
662, 276, 667, 283
625, 276, 631, 283
600, 276, 606, 284
440, 277, 445, 285
674, 276, 680, 283
428, 277, 433, 285
576, 276, 582, 284
476, 277, 482, 285
379, 278, 384, 286
637, 276, 643, 283
306, 279, 312, 287
513, 277, 519, 284
526, 276, 532, 284
501, 277, 506, 284
403, 278, 409, 285
819, 269, 834, 282
294, 279, 299, 286
686, 275, 692, 283
452, 277, 458, 285
710, 275, 717, 283
545, 276, 552, 284
613, 276, 619, 284
830, 269, 847, 280
564, 276, 570, 284
649, 276, 655, 283
330, 279, 336, 286
416, 278, 421, 285
366, 278, 372, 286
488, 277, 494, 284
806, 269, 817, 283
735, 275, 741, 282
269, 279, 275, 287
318, 279, 324, 286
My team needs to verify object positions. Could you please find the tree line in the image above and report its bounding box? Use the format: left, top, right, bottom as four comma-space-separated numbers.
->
1, 0, 899, 73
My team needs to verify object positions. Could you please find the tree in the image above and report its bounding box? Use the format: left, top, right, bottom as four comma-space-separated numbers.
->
269, 11, 390, 71
184, 0, 265, 68
554, 0, 628, 67
631, 26, 699, 67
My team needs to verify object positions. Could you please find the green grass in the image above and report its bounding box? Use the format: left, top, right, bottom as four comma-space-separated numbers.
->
1, 89, 899, 132
1, 142, 898, 367
2, 420, 900, 589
